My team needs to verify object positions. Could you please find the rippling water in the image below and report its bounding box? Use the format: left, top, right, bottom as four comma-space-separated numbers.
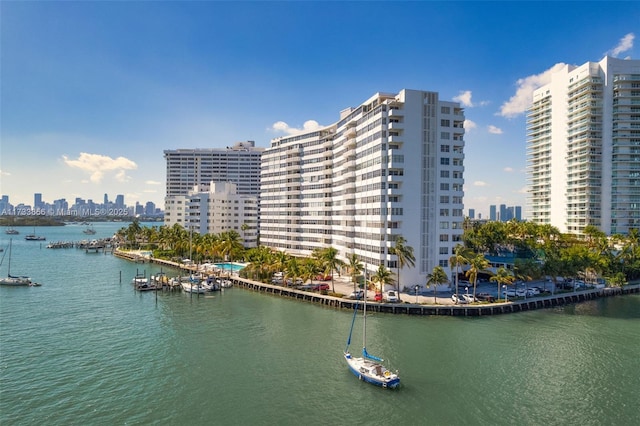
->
1, 223, 639, 425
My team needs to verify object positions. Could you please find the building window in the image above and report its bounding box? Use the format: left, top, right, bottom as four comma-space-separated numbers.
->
440, 209, 449, 216
439, 234, 449, 242
440, 158, 450, 165
441, 119, 450, 127
439, 247, 449, 255
440, 170, 450, 178
440, 196, 450, 204
440, 222, 449, 229
440, 183, 450, 191
441, 106, 450, 114
439, 259, 449, 268
441, 132, 450, 140
440, 144, 450, 152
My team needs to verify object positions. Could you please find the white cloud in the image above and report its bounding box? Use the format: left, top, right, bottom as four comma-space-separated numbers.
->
270, 120, 324, 135
453, 90, 489, 108
516, 186, 529, 194
504, 167, 514, 172
473, 181, 488, 187
0, 169, 10, 176
606, 33, 634, 57
499, 63, 567, 118
453, 90, 474, 107
145, 180, 162, 185
488, 125, 503, 134
464, 119, 477, 132
62, 152, 137, 183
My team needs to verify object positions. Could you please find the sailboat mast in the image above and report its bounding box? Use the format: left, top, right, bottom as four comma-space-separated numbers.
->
7, 239, 12, 277
363, 265, 367, 351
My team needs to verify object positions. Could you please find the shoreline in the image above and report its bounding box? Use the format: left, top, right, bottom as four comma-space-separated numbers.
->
114, 248, 640, 316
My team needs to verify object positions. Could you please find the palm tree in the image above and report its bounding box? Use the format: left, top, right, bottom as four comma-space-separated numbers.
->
465, 253, 490, 300
490, 267, 515, 302
389, 236, 415, 297
218, 230, 244, 274
347, 253, 363, 292
449, 244, 472, 303
426, 266, 448, 304
285, 256, 302, 287
372, 264, 395, 296
320, 246, 344, 293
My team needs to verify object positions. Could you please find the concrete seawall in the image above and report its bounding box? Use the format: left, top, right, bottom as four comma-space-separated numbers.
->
229, 276, 640, 316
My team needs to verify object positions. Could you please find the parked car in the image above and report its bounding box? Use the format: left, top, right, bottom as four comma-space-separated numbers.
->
385, 290, 399, 303
502, 289, 518, 298
476, 293, 495, 302
502, 288, 526, 298
312, 283, 330, 292
462, 294, 477, 303
374, 292, 383, 302
451, 294, 468, 304
526, 288, 540, 297
347, 290, 364, 300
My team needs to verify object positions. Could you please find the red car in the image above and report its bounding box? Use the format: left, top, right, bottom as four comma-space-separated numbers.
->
374, 292, 383, 302
312, 283, 330, 292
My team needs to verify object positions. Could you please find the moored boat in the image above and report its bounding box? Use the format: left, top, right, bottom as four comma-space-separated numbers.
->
343, 267, 399, 389
5, 227, 19, 235
181, 281, 207, 294
0, 239, 41, 287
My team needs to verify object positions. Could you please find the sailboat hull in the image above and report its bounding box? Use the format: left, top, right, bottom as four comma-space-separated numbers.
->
344, 352, 400, 389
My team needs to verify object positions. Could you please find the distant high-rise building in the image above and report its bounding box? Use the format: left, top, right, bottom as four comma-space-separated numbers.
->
489, 205, 497, 221
515, 206, 522, 221
164, 141, 264, 225
261, 89, 466, 286
165, 182, 258, 247
468, 208, 475, 219
527, 56, 640, 235
34, 193, 43, 210
144, 202, 156, 216
115, 194, 124, 209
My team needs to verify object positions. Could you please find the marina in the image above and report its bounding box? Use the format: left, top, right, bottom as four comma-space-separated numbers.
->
1, 223, 639, 426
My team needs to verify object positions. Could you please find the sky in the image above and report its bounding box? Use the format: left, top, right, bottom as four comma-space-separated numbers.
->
1, 1, 638, 218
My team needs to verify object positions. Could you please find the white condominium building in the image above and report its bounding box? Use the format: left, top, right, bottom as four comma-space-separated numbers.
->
164, 141, 264, 199
261, 89, 465, 287
527, 56, 640, 235
164, 182, 258, 247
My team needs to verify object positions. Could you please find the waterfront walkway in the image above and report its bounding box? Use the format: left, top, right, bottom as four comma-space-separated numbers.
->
113, 248, 640, 316
227, 275, 640, 317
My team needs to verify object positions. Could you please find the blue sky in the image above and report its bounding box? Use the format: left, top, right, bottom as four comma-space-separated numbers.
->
1, 1, 637, 218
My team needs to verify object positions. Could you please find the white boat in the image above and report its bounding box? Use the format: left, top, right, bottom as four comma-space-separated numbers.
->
181, 281, 207, 294
5, 227, 19, 235
343, 267, 399, 389
0, 239, 40, 287
131, 273, 148, 286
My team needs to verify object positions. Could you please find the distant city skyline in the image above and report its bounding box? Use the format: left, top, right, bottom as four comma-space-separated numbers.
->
1, 3, 636, 218
0, 192, 161, 217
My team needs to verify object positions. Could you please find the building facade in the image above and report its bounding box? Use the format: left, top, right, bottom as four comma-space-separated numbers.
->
527, 56, 640, 235
164, 141, 264, 198
260, 89, 465, 287
164, 182, 258, 247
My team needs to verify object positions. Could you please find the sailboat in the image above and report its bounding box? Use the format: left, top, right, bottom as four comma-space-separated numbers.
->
0, 239, 40, 287
343, 267, 400, 389
24, 228, 46, 241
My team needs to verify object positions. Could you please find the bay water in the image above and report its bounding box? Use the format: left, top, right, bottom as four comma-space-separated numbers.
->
1, 223, 639, 425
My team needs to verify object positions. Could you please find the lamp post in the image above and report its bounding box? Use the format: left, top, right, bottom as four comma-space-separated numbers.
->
414, 285, 420, 303
465, 286, 469, 302
503, 285, 508, 302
